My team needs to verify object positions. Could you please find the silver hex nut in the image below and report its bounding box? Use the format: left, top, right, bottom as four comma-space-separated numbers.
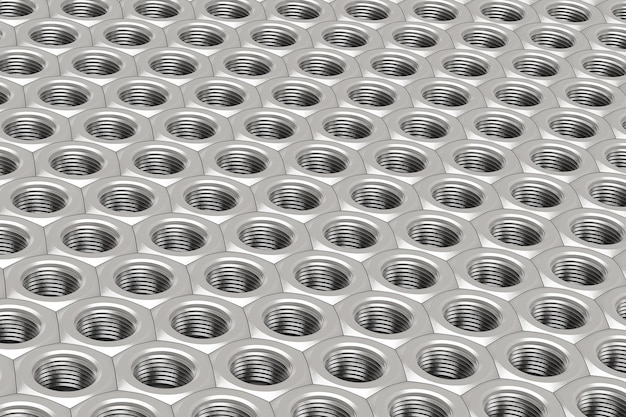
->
91, 19, 167, 55
273, 385, 373, 417
175, 387, 274, 417
577, 329, 626, 379
16, 18, 92, 55
556, 376, 626, 417
370, 382, 470, 417
72, 391, 173, 417
150, 108, 233, 151
596, 286, 626, 329
0, 299, 59, 359
0, 394, 70, 417
24, 76, 105, 118
0, 108, 70, 152
70, 108, 152, 152
0, 216, 46, 268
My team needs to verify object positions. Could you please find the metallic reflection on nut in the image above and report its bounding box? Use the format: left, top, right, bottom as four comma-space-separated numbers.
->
121, 0, 196, 27
193, 0, 267, 27
498, 50, 576, 86
572, 173, 626, 216
402, 0, 473, 29
0, 299, 59, 359
370, 381, 470, 417
134, 47, 213, 86
283, 47, 361, 85
59, 47, 137, 86
356, 48, 433, 86
550, 78, 625, 116
468, 0, 540, 30
151, 108, 232, 151
479, 77, 559, 116
182, 76, 262, 117
72, 391, 173, 417
210, 47, 288, 86
238, 20, 312, 55
332, 0, 405, 29
385, 108, 468, 150
516, 23, 590, 58
0, 108, 70, 152
0, 394, 71, 417
597, 286, 626, 330
230, 107, 312, 150
556, 376, 626, 417
308, 107, 389, 150
165, 19, 240, 54
16, 18, 92, 54
308, 21, 384, 57
407, 77, 486, 117
428, 49, 505, 86
577, 329, 626, 380
70, 108, 152, 151
273, 385, 373, 417
175, 387, 274, 417
91, 19, 167, 55
263, 0, 336, 29
49, 0, 123, 26
104, 77, 184, 117
0, 216, 46, 267
448, 23, 524, 57
460, 107, 540, 149
333, 77, 413, 117
567, 50, 626, 87
257, 76, 337, 117
378, 21, 454, 56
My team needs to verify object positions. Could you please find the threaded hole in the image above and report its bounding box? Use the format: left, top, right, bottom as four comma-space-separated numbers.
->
134, 0, 180, 18
566, 85, 613, 107
530, 29, 575, 49
571, 217, 624, 245
105, 26, 152, 46
598, 340, 626, 373
85, 116, 136, 140
295, 261, 351, 291
4, 117, 55, 141
245, 116, 296, 140
39, 84, 89, 107
50, 150, 103, 176
324, 221, 378, 249
408, 219, 462, 248
0, 312, 40, 343
513, 57, 559, 77
115, 263, 173, 295
99, 185, 154, 213
178, 25, 225, 47
29, 25, 77, 46
490, 218, 544, 246
166, 117, 215, 141
323, 116, 373, 139
171, 306, 230, 339
390, 395, 452, 417
62, 224, 119, 253
382, 259, 438, 289
325, 348, 385, 382
133, 354, 194, 388
414, 2, 457, 20
206, 261, 263, 293
495, 84, 543, 107
323, 27, 369, 48
76, 308, 136, 341
376, 147, 427, 173
196, 84, 245, 107
582, 56, 626, 77
0, 53, 44, 75
371, 55, 418, 77
463, 28, 507, 48
551, 255, 606, 286
95, 406, 153, 417
351, 182, 404, 210
62, 0, 108, 17
475, 115, 524, 139
216, 149, 268, 175
73, 54, 121, 76
35, 357, 96, 391
485, 393, 546, 417
577, 390, 626, 417
230, 351, 291, 385
193, 401, 254, 417
590, 182, 626, 207
443, 56, 490, 77
511, 181, 562, 208
346, 1, 389, 20
133, 149, 186, 175
614, 6, 626, 20
151, 223, 207, 252
454, 148, 504, 173
149, 55, 197, 76
481, 3, 525, 21
508, 343, 568, 376
422, 85, 469, 107
444, 299, 501, 332
276, 1, 320, 19
225, 55, 272, 76
468, 257, 523, 287
293, 398, 354, 417
531, 298, 588, 330
0, 151, 18, 175
432, 182, 484, 209
531, 146, 581, 172
355, 301, 412, 334
298, 54, 345, 76
547, 3, 589, 22
0, 227, 29, 254
184, 184, 239, 211
400, 115, 449, 139
607, 147, 626, 168
206, 0, 251, 18
297, 148, 348, 174
12, 186, 67, 214
269, 183, 322, 211
0, 0, 33, 16
273, 84, 321, 107
598, 29, 626, 49
238, 222, 294, 250
418, 345, 477, 379
251, 26, 297, 47
119, 85, 168, 107
264, 303, 322, 336
393, 28, 439, 48
22, 265, 82, 297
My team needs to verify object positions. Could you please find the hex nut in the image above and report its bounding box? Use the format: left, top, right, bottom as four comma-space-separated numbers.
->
468, 0, 539, 29
182, 76, 262, 118
282, 47, 361, 85
72, 391, 174, 417
428, 49, 506, 86
210, 47, 288, 86
498, 50, 576, 86
550, 78, 626, 116
237, 20, 312, 55
257, 76, 337, 117
425, 288, 521, 345
333, 77, 413, 117
534, 246, 625, 299
70, 108, 152, 151
378, 22, 454, 56
16, 18, 92, 54
589, 139, 626, 174
472, 209, 563, 258
567, 50, 626, 86
556, 376, 626, 417
164, 19, 240, 54
308, 21, 384, 57
15, 343, 116, 408
599, 0, 626, 24
332, 0, 404, 29
516, 23, 590, 58
58, 296, 156, 357
534, 0, 603, 29
175, 387, 274, 417
0, 0, 48, 26
307, 107, 389, 150
0, 299, 59, 359
390, 210, 481, 260
335, 290, 432, 348
398, 333, 498, 395
103, 77, 184, 118
4, 254, 100, 311
370, 381, 470, 417
24, 76, 106, 118
134, 47, 213, 86
49, 0, 123, 26
605, 109, 626, 139
305, 335, 405, 397
449, 248, 544, 301
45, 214, 136, 266
460, 107, 541, 149
91, 19, 167, 55
0, 78, 25, 109
572, 173, 626, 215
210, 338, 311, 401
407, 77, 486, 117
114, 340, 214, 405
273, 385, 373, 417
253, 175, 340, 222
533, 108, 614, 149
121, 0, 196, 27
246, 292, 342, 350
189, 251, 282, 307
230, 107, 312, 150
193, 0, 267, 27
0, 394, 71, 417
577, 329, 626, 379
478, 77, 559, 117
263, 0, 336, 29
511, 287, 608, 343
583, 23, 626, 51
277, 250, 370, 305
447, 23, 523, 57
356, 48, 434, 86
596, 286, 626, 329
488, 331, 588, 391
0, 216, 46, 268
0, 108, 70, 152
401, 0, 473, 29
